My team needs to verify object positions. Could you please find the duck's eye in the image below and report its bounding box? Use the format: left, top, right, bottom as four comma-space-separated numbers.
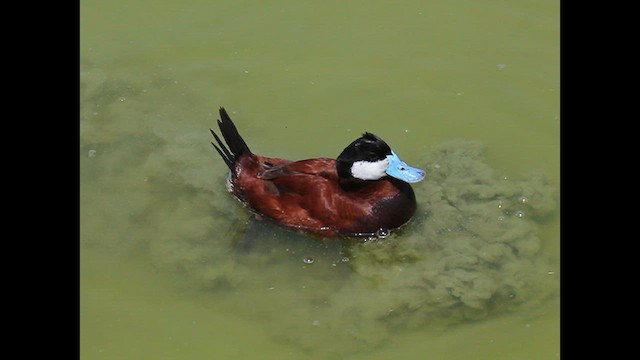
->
399, 166, 406, 171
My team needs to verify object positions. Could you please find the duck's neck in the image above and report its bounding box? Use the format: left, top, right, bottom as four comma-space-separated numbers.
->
338, 176, 376, 191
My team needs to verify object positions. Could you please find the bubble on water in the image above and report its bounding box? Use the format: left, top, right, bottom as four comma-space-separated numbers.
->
496, 64, 506, 71
519, 196, 528, 204
88, 149, 97, 157
514, 210, 525, 218
311, 320, 320, 326
376, 228, 390, 239
303, 257, 314, 264
341, 256, 350, 263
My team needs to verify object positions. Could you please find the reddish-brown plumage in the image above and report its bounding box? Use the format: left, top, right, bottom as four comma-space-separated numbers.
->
229, 153, 417, 237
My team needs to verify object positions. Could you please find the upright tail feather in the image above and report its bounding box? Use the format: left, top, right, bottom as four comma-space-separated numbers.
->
210, 107, 251, 172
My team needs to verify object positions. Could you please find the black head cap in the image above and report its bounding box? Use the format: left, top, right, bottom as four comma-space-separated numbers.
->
336, 132, 392, 179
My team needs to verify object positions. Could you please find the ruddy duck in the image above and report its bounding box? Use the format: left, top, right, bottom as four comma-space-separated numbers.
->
210, 107, 425, 238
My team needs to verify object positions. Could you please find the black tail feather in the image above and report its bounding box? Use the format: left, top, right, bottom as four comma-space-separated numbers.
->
210, 129, 233, 164
210, 107, 251, 172
210, 140, 233, 170
218, 107, 251, 156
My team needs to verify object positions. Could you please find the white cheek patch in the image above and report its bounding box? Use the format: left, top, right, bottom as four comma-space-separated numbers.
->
351, 158, 389, 180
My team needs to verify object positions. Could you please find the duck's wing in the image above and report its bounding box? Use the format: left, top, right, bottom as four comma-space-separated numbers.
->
256, 157, 338, 181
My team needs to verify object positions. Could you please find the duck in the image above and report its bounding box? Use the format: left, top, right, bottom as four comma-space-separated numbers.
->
210, 107, 426, 238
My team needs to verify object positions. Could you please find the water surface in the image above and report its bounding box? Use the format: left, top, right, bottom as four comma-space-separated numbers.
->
80, 0, 559, 358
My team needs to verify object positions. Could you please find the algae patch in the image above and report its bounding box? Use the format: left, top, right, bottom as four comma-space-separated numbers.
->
347, 140, 557, 329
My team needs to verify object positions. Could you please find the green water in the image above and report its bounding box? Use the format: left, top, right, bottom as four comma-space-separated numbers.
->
80, 0, 559, 359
